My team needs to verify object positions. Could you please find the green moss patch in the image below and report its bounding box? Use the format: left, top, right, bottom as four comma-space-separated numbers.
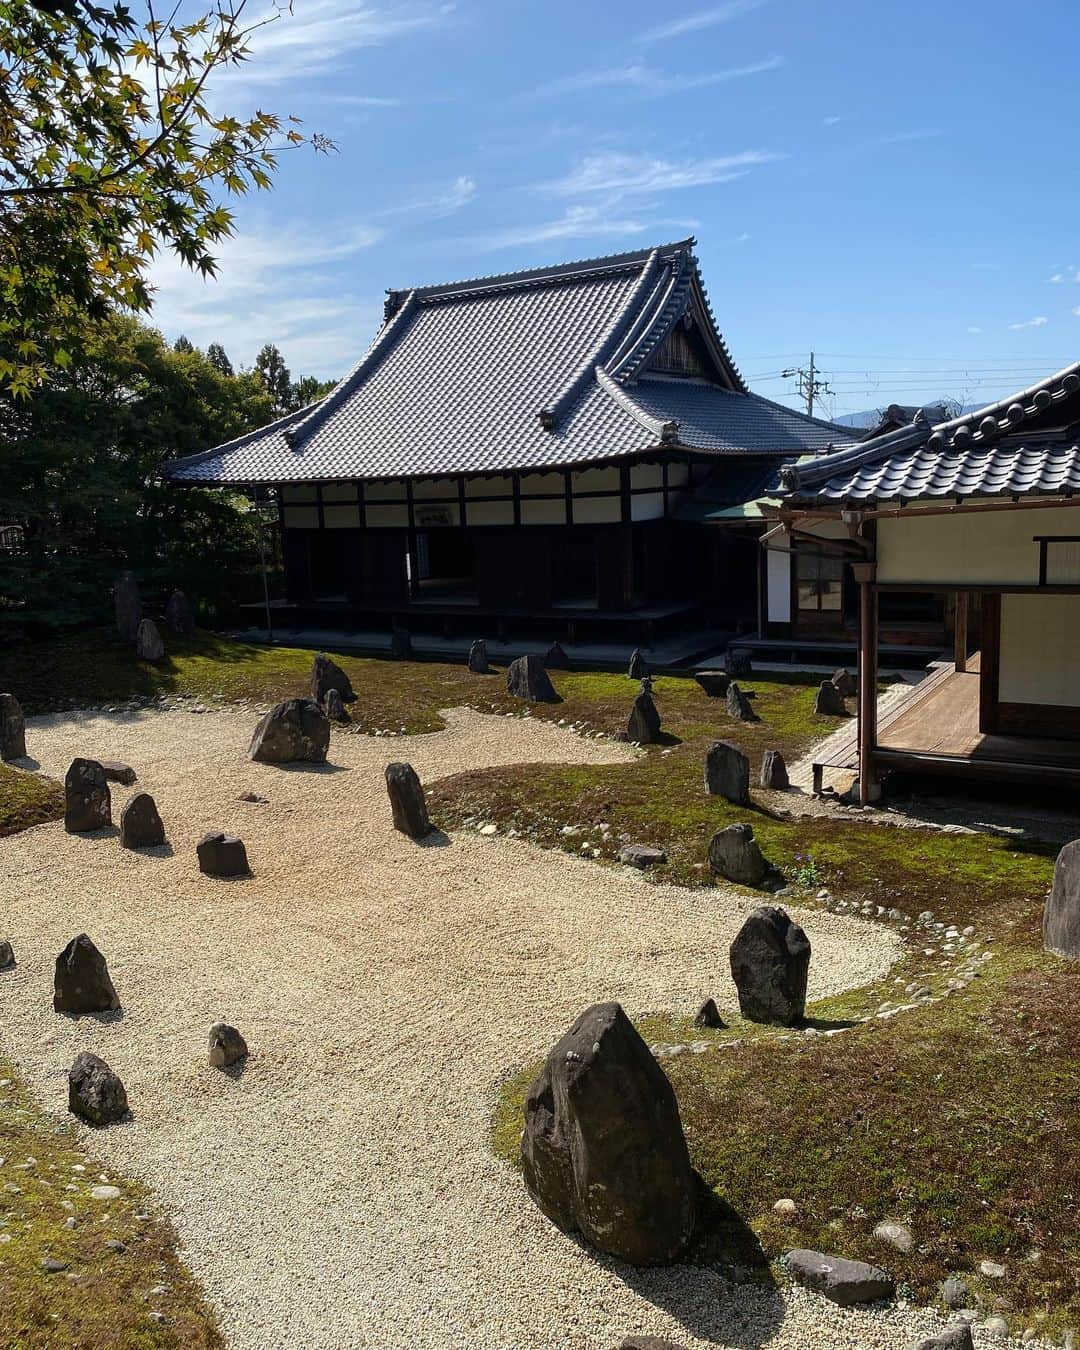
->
0, 764, 62, 838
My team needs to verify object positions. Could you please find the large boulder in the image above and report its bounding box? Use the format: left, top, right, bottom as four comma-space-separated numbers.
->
310, 652, 356, 706
704, 741, 749, 804
68, 1052, 128, 1126
628, 649, 647, 681
53, 934, 120, 1014
760, 749, 789, 790
694, 670, 730, 698
135, 618, 165, 663
467, 639, 491, 674
197, 832, 250, 877
208, 1022, 248, 1069
114, 570, 142, 642
627, 690, 662, 744
521, 1002, 697, 1266
506, 654, 558, 703
0, 693, 26, 761
726, 682, 758, 722
814, 680, 847, 716
248, 698, 330, 764
119, 792, 165, 850
64, 758, 111, 833
164, 588, 196, 635
1044, 838, 1080, 959
385, 761, 431, 839
729, 906, 810, 1025
785, 1248, 895, 1307
708, 823, 767, 887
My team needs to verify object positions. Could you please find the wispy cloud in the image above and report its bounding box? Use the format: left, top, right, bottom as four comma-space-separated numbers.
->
471, 204, 698, 251
543, 150, 779, 195
379, 175, 477, 218
823, 114, 841, 126
967, 325, 983, 334
529, 54, 783, 100
1072, 306, 1080, 318
1008, 315, 1048, 330
864, 129, 942, 147
636, 0, 767, 43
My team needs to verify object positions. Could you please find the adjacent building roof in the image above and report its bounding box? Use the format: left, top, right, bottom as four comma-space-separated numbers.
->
782, 361, 1080, 503
164, 238, 848, 485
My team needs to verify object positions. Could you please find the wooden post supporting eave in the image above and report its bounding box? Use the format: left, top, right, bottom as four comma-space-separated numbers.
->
954, 591, 969, 673
852, 561, 879, 804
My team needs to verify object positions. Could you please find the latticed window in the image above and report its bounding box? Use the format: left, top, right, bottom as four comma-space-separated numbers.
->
796, 547, 844, 612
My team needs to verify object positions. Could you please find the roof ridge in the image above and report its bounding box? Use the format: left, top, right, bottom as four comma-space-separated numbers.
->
285, 292, 418, 452
384, 238, 695, 313
595, 366, 678, 444
162, 401, 317, 475
604, 248, 692, 382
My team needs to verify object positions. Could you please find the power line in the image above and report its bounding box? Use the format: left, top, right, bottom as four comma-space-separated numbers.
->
780, 351, 830, 417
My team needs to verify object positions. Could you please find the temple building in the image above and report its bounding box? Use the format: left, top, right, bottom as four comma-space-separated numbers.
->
163, 238, 845, 652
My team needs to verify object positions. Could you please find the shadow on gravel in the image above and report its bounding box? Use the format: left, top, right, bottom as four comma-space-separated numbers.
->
416, 828, 451, 849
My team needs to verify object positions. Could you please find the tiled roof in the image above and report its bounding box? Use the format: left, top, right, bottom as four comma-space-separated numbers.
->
783, 361, 1080, 502
163, 239, 850, 485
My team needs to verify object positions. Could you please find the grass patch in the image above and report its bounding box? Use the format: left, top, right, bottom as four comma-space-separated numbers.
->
0, 1061, 222, 1349
0, 764, 62, 838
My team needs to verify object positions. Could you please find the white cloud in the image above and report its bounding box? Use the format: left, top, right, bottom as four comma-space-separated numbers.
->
543, 150, 778, 195
530, 54, 783, 100
967, 325, 983, 334
1008, 316, 1048, 330
473, 204, 697, 250
1050, 273, 1065, 283
636, 0, 767, 43
380, 175, 477, 218
1072, 306, 1080, 317
823, 114, 841, 126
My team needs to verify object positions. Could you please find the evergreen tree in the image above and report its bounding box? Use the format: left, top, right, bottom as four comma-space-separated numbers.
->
207, 343, 234, 377
173, 335, 195, 354
290, 373, 337, 410
254, 342, 292, 415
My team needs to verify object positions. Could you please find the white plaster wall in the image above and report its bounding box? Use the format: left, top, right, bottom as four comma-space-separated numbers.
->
520, 498, 566, 525
463, 500, 514, 526
573, 497, 621, 523
630, 492, 664, 521
323, 504, 361, 529
876, 505, 1080, 585
767, 547, 791, 623
999, 594, 1080, 708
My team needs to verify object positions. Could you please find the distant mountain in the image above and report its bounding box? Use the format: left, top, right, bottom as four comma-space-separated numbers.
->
832, 402, 983, 430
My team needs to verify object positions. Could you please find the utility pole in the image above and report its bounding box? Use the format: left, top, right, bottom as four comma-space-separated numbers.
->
782, 351, 831, 417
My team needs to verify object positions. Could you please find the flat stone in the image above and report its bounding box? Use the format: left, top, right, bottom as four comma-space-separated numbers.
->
119, 792, 165, 849
135, 618, 165, 663
53, 934, 120, 1015
873, 1219, 913, 1253
40, 1257, 68, 1273
760, 749, 789, 790
208, 1022, 248, 1069
99, 760, 137, 786
618, 844, 666, 869
505, 654, 558, 703
197, 832, 250, 877
773, 1198, 797, 1217
68, 1052, 128, 1126
64, 758, 111, 833
979, 1259, 1006, 1279
90, 1184, 121, 1201
729, 906, 810, 1025
694, 670, 730, 698
708, 823, 767, 887
785, 1248, 895, 1306
704, 740, 750, 804
1044, 838, 1080, 959
982, 1317, 1009, 1339
0, 693, 26, 761
385, 762, 432, 839
912, 1325, 975, 1350
693, 998, 724, 1029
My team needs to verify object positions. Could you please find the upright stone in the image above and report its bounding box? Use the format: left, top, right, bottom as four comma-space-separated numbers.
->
815, 680, 847, 716
324, 687, 349, 723
627, 690, 662, 744
760, 749, 789, 790
385, 762, 432, 839
0, 940, 15, 969
0, 692, 26, 761
197, 832, 250, 877
53, 934, 120, 1014
164, 588, 196, 634
704, 741, 750, 803
725, 648, 752, 677
135, 618, 165, 663
310, 652, 356, 705
831, 668, 857, 698
467, 639, 491, 674
114, 570, 142, 642
208, 1022, 248, 1069
68, 1052, 128, 1126
628, 649, 647, 681
64, 758, 111, 832
1044, 838, 1080, 959
390, 628, 413, 660
521, 1002, 697, 1266
708, 823, 767, 887
119, 792, 165, 849
506, 654, 558, 703
545, 642, 570, 670
729, 906, 811, 1025
726, 682, 757, 722
248, 698, 330, 763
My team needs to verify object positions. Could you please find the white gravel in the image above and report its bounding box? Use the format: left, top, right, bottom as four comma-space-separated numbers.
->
0, 706, 1041, 1348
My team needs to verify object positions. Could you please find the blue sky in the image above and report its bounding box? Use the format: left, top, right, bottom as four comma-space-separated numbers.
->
150, 0, 1080, 419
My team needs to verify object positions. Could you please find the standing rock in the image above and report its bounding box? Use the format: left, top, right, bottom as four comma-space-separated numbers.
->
208, 1023, 248, 1069
760, 749, 789, 790
521, 1002, 697, 1266
785, 1249, 895, 1306
694, 998, 725, 1029
324, 688, 349, 723
0, 693, 26, 761
725, 648, 752, 677
831, 668, 857, 698
135, 619, 165, 663
1044, 838, 1080, 959
814, 680, 847, 716
506, 654, 559, 703
726, 682, 758, 722
99, 760, 136, 785
385, 762, 431, 839
913, 1327, 975, 1350
53, 934, 120, 1014
68, 1052, 128, 1126
708, 823, 767, 887
0, 940, 14, 969
628, 649, 647, 681
164, 588, 196, 634
694, 670, 730, 698
64, 759, 111, 833
248, 698, 329, 764
704, 741, 750, 804
310, 652, 356, 706
467, 639, 491, 674
114, 570, 142, 642
729, 906, 811, 1025
627, 690, 662, 744
545, 642, 570, 670
197, 832, 250, 877
119, 792, 165, 850
390, 628, 413, 660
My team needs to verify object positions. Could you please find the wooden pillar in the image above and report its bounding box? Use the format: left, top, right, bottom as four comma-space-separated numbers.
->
853, 561, 879, 804
954, 591, 969, 672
